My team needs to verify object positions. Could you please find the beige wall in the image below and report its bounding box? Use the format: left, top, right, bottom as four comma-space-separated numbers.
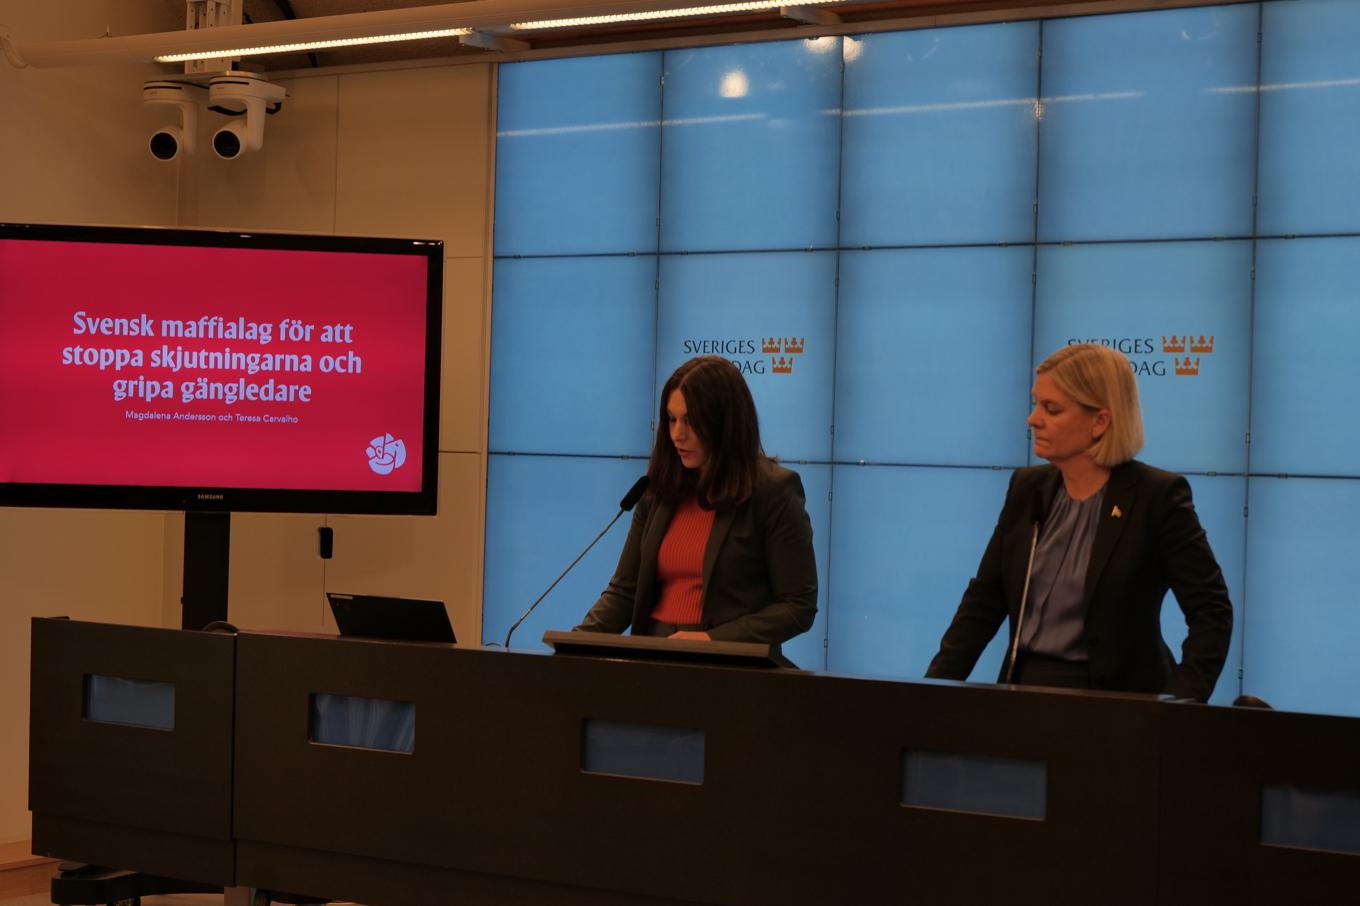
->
0, 0, 190, 849
1, 3, 495, 845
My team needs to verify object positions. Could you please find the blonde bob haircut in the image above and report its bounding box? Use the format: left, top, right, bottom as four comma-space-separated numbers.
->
1036, 343, 1144, 467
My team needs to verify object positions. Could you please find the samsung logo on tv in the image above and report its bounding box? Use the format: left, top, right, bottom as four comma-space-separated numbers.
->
196, 493, 225, 500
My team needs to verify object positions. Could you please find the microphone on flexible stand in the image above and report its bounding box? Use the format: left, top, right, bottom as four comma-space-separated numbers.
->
1004, 485, 1049, 685
502, 475, 650, 650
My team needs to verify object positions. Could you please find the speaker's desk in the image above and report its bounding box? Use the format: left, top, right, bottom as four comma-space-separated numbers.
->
29, 618, 1360, 905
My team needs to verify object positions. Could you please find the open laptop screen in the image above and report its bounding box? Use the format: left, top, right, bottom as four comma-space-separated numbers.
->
327, 593, 455, 644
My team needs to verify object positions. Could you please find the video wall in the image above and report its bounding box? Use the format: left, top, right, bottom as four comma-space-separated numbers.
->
483, 0, 1360, 715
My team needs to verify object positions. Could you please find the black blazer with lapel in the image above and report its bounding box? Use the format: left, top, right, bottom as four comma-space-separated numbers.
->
575, 461, 818, 644
925, 460, 1233, 702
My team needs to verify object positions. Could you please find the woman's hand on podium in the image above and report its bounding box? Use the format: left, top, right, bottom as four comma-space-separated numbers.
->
669, 630, 711, 641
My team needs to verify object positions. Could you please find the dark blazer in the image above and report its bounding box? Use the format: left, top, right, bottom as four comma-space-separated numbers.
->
926, 460, 1233, 702
575, 461, 817, 644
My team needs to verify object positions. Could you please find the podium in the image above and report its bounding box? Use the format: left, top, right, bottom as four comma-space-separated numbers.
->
542, 628, 796, 668
29, 617, 1360, 905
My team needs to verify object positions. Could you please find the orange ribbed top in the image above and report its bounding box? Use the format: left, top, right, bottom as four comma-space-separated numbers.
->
650, 496, 715, 626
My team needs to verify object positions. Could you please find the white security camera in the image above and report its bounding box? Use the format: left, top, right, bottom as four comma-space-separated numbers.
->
208, 73, 285, 160
143, 80, 207, 161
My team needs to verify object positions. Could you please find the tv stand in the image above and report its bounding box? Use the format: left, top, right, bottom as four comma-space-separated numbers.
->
182, 511, 230, 630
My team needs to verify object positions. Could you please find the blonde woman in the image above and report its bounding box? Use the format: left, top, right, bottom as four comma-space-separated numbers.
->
926, 343, 1232, 702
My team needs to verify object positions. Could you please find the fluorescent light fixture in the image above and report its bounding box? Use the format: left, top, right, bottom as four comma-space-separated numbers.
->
154, 28, 472, 63
511, 0, 844, 30
2, 3, 488, 68
1, 0, 854, 69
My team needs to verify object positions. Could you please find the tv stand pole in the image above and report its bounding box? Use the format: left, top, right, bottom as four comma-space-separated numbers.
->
182, 511, 231, 631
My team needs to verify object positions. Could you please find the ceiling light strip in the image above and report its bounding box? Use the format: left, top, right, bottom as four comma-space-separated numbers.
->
154, 28, 472, 63
511, 0, 843, 30
8, 0, 851, 68
11, 1, 486, 68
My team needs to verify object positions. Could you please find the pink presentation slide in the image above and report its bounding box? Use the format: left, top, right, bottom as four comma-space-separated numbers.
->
0, 239, 430, 492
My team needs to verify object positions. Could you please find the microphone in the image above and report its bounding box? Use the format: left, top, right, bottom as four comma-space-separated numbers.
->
1004, 485, 1049, 685
502, 475, 649, 650
618, 475, 650, 511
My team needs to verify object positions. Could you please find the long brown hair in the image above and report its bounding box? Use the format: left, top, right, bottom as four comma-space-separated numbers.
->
648, 356, 766, 509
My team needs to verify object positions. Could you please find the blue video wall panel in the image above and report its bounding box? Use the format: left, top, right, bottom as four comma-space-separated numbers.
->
1033, 241, 1252, 475
488, 2, 1360, 717
1251, 237, 1360, 476
484, 454, 655, 648
490, 256, 656, 456
1244, 477, 1360, 715
839, 23, 1040, 248
1258, 0, 1360, 236
834, 247, 1033, 466
659, 41, 842, 253
827, 465, 1013, 681
656, 252, 836, 462
495, 53, 662, 256
1037, 5, 1258, 242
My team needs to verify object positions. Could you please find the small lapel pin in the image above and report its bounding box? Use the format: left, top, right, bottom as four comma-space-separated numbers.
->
1111, 505, 1122, 519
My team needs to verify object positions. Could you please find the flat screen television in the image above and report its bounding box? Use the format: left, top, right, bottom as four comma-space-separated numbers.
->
0, 222, 443, 515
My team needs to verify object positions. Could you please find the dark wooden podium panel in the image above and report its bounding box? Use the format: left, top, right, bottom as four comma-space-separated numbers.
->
28, 617, 235, 885
234, 633, 1160, 905
1159, 702, 1360, 905
235, 635, 764, 905
744, 676, 1161, 906
29, 621, 1360, 904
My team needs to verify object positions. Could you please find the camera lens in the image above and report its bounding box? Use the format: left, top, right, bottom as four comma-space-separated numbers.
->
212, 128, 242, 160
149, 131, 179, 161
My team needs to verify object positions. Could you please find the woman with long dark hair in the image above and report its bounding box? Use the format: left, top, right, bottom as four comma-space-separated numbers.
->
575, 356, 817, 645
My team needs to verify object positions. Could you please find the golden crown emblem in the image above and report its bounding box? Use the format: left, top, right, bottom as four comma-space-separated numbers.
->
1174, 356, 1201, 376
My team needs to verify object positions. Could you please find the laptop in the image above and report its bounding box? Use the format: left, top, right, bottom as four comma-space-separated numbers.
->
326, 593, 456, 644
